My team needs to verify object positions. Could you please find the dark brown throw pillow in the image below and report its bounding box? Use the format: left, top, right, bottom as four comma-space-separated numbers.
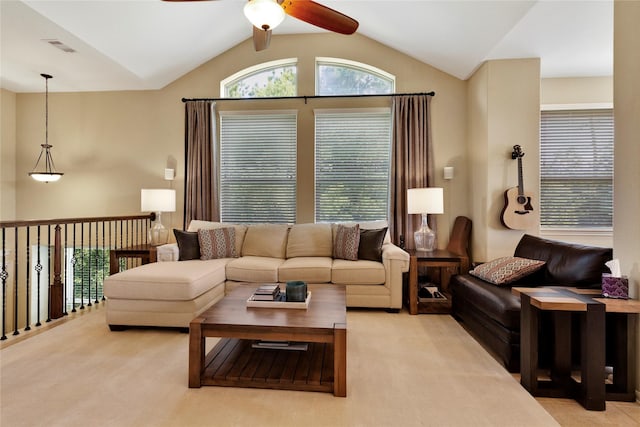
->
173, 229, 200, 261
358, 227, 388, 262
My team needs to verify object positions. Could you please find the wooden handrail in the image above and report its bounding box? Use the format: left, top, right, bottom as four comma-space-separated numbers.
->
0, 213, 154, 228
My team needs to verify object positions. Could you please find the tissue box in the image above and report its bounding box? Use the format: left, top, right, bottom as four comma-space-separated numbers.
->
601, 274, 629, 299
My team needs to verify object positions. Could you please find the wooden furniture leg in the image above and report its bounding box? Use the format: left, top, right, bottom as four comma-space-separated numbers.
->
189, 318, 204, 388
334, 323, 347, 397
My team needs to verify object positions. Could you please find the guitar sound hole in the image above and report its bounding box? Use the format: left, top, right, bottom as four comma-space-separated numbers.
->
517, 196, 527, 204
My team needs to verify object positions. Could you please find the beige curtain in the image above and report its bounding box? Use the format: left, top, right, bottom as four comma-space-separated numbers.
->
390, 94, 435, 249
184, 100, 219, 228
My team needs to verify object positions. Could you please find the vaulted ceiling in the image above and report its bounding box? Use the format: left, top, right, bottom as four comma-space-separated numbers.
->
1, 0, 613, 93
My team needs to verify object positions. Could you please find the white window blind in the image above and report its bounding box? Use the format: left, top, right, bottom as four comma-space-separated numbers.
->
540, 109, 613, 229
219, 111, 297, 223
315, 109, 392, 222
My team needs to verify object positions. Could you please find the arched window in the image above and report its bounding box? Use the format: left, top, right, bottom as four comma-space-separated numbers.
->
316, 57, 395, 96
221, 58, 297, 98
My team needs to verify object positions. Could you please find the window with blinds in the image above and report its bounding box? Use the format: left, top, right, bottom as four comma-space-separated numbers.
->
315, 109, 392, 222
540, 109, 613, 229
219, 111, 297, 223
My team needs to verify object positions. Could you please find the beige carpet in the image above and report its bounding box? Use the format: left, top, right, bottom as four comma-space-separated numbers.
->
1, 305, 558, 427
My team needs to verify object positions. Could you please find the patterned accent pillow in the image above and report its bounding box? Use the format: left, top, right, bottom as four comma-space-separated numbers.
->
198, 227, 237, 260
333, 224, 360, 261
469, 256, 546, 285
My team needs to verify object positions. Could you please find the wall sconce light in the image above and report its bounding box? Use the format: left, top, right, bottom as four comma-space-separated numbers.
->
443, 166, 454, 180
29, 73, 63, 183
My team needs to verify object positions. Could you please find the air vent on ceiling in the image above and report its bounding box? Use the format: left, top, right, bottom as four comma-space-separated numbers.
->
43, 39, 76, 53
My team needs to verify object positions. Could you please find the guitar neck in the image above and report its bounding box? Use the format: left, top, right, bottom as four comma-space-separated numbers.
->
517, 157, 524, 195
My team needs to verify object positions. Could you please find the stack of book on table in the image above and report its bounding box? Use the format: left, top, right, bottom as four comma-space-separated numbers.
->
251, 284, 284, 301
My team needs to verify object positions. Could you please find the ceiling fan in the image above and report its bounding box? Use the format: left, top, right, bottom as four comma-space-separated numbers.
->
163, 0, 359, 51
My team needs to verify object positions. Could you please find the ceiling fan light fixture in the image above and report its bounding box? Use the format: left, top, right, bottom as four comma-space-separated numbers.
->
244, 0, 285, 31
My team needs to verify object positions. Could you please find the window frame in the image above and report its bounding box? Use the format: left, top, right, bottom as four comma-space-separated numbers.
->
218, 109, 298, 224
220, 58, 298, 98
539, 103, 614, 236
314, 107, 392, 223
315, 57, 395, 96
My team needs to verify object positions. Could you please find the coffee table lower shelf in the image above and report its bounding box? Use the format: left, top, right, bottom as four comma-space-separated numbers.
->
201, 338, 336, 394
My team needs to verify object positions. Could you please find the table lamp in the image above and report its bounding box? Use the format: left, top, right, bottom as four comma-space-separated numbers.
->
141, 189, 176, 246
407, 187, 444, 251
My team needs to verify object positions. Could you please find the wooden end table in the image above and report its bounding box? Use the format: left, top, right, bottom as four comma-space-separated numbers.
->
407, 249, 462, 314
189, 283, 347, 397
109, 244, 157, 275
513, 287, 640, 411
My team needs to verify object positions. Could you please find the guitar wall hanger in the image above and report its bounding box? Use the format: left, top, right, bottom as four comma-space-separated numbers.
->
500, 145, 535, 230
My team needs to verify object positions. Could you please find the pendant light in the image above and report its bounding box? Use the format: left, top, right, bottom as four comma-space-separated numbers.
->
29, 73, 63, 183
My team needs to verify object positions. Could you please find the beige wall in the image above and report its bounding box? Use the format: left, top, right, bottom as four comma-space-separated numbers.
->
467, 59, 541, 262
541, 76, 613, 105
1, 88, 17, 220
7, 33, 468, 241
614, 0, 640, 399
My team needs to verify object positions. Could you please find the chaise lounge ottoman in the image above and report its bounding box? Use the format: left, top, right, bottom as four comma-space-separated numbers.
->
103, 258, 226, 329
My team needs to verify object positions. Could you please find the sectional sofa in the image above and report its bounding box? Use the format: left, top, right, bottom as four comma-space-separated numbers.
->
103, 220, 409, 329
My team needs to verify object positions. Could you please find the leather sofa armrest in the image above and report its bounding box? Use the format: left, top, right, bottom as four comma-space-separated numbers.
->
156, 243, 179, 262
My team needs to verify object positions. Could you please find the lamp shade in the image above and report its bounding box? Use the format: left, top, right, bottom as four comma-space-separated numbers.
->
407, 188, 444, 214
244, 0, 285, 30
141, 189, 176, 213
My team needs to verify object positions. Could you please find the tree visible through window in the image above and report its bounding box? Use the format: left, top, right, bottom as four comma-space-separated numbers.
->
316, 57, 394, 95
222, 59, 297, 98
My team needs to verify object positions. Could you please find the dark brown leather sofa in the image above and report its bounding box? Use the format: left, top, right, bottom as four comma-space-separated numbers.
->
450, 234, 612, 372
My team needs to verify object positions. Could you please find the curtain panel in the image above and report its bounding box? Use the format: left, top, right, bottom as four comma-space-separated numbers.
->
390, 94, 435, 249
184, 100, 219, 228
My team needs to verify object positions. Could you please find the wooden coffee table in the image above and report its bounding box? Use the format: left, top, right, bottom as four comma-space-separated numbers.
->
188, 283, 347, 397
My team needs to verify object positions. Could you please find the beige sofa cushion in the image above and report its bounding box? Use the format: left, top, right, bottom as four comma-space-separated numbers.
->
225, 256, 284, 282
331, 259, 386, 285
187, 220, 247, 255
104, 259, 228, 301
242, 224, 289, 258
278, 257, 332, 283
286, 223, 332, 258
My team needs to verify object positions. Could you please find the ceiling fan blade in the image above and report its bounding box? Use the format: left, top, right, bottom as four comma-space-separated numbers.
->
253, 26, 272, 51
280, 0, 358, 35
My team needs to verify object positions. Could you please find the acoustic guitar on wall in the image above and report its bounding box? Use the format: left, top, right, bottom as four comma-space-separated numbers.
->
501, 145, 535, 230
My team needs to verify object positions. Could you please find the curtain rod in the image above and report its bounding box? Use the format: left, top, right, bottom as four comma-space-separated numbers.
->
181, 91, 435, 103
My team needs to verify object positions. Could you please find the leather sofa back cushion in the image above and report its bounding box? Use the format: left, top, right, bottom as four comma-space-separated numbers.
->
286, 223, 332, 258
242, 224, 289, 258
514, 234, 612, 287
187, 220, 247, 255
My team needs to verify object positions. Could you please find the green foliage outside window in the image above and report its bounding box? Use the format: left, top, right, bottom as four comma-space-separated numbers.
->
227, 67, 296, 98
71, 248, 109, 306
